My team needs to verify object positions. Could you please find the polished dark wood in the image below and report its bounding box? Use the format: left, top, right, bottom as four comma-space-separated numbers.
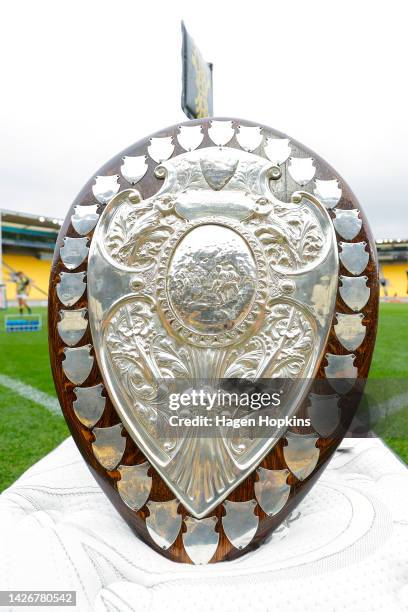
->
48, 118, 379, 563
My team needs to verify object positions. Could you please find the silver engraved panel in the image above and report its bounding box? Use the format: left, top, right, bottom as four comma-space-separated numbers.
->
71, 204, 99, 235
183, 516, 219, 564
146, 499, 181, 550
56, 271, 86, 307
339, 242, 369, 275
92, 423, 126, 470
120, 156, 148, 185
283, 432, 320, 481
57, 308, 88, 346
324, 353, 357, 394
308, 393, 340, 437
339, 275, 370, 311
117, 462, 152, 510
87, 146, 339, 518
333, 209, 362, 240
62, 345, 93, 384
73, 383, 106, 427
254, 468, 290, 516
60, 237, 89, 270
334, 312, 366, 350
222, 500, 258, 549
314, 179, 342, 209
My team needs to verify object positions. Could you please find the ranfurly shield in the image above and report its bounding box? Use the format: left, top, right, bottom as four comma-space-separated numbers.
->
49, 118, 378, 564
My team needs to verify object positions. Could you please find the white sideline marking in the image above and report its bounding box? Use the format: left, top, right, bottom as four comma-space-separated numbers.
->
372, 391, 408, 419
0, 373, 61, 415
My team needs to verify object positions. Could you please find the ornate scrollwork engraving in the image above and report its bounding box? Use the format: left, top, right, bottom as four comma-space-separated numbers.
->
252, 204, 324, 272
224, 301, 314, 379
105, 194, 181, 269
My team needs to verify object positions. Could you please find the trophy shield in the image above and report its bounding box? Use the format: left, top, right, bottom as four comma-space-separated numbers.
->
49, 118, 379, 563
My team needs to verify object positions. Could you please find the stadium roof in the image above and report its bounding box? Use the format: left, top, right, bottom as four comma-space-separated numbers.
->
377, 239, 408, 262
0, 208, 63, 231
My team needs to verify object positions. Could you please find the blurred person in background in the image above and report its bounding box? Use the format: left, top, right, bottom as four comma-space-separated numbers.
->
15, 271, 32, 315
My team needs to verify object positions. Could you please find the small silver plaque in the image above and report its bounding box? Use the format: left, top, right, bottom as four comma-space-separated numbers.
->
339, 275, 370, 311
334, 312, 366, 351
92, 424, 125, 470
339, 241, 369, 275
71, 204, 99, 236
60, 237, 89, 270
56, 271, 86, 307
73, 383, 105, 428
92, 176, 120, 204
325, 353, 357, 394
314, 179, 342, 209
283, 432, 320, 481
333, 208, 362, 240
222, 500, 258, 549
146, 500, 181, 550
177, 125, 204, 151
183, 516, 219, 564
255, 468, 290, 516
62, 345, 93, 384
57, 308, 88, 346
264, 137, 291, 165
117, 462, 152, 511
288, 157, 315, 185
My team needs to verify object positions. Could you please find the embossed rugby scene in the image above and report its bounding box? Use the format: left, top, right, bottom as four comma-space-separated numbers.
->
48, 118, 378, 564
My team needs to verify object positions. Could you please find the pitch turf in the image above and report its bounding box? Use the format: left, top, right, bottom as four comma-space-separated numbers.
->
0, 304, 407, 492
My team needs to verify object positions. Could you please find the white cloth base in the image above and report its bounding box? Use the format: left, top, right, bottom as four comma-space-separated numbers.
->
0, 437, 407, 612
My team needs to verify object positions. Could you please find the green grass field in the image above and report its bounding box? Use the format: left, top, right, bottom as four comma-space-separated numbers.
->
0, 303, 407, 492
0, 307, 69, 491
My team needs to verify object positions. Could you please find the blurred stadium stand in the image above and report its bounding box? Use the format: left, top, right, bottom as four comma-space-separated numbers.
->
378, 239, 408, 298
0, 209, 62, 306
0, 209, 407, 304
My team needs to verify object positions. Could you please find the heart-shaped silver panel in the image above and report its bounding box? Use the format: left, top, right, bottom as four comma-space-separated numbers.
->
87, 147, 338, 518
